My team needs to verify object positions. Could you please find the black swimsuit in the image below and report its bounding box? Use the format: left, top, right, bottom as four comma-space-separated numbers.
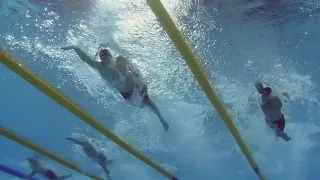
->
120, 88, 150, 105
271, 114, 285, 131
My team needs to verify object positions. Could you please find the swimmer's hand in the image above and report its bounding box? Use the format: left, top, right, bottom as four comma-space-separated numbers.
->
282, 92, 292, 103
61, 45, 77, 50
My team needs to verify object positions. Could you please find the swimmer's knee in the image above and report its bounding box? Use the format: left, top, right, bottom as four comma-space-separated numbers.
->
143, 97, 152, 108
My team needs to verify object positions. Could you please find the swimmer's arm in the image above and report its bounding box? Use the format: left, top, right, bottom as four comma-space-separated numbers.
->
255, 82, 264, 94
26, 171, 36, 180
281, 92, 291, 102
61, 46, 99, 69
66, 137, 86, 146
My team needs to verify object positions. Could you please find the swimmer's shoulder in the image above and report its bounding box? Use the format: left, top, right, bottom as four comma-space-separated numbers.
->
115, 54, 125, 60
115, 54, 131, 64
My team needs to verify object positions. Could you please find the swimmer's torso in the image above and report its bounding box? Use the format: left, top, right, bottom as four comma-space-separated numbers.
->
30, 160, 47, 175
260, 95, 283, 121
97, 63, 134, 92
82, 142, 100, 160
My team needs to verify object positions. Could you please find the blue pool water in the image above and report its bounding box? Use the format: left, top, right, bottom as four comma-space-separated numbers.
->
1, 0, 320, 180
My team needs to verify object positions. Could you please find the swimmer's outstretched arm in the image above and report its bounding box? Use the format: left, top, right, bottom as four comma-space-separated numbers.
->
61, 46, 99, 69
66, 137, 87, 147
26, 171, 36, 180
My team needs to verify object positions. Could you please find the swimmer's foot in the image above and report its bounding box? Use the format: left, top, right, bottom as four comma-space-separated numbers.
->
279, 133, 291, 141
284, 135, 291, 141
276, 130, 291, 142
161, 119, 169, 131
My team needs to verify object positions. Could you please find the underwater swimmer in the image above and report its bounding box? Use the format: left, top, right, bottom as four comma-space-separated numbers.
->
61, 45, 169, 131
26, 157, 72, 180
255, 82, 291, 141
66, 137, 113, 180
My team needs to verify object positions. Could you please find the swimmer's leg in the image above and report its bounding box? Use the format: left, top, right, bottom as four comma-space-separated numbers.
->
106, 160, 114, 165
143, 97, 169, 131
275, 116, 291, 141
275, 129, 291, 141
100, 164, 112, 180
265, 119, 290, 141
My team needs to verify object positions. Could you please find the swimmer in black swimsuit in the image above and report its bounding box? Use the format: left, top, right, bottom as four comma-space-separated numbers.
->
26, 157, 72, 180
61, 45, 169, 131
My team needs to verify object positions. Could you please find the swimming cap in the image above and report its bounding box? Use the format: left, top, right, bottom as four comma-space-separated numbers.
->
262, 87, 272, 95
99, 49, 111, 57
